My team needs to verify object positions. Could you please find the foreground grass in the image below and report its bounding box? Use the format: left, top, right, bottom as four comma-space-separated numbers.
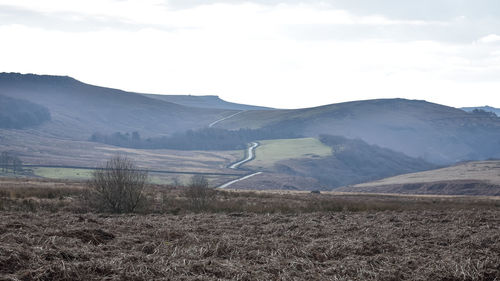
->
0, 178, 499, 280
1, 210, 499, 281
247, 138, 332, 170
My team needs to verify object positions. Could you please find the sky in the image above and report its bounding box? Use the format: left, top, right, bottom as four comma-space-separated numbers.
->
1, 0, 500, 109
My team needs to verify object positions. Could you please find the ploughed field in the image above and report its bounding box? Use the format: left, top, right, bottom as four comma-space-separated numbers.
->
0, 179, 499, 280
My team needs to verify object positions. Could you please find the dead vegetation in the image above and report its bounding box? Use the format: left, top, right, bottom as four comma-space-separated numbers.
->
0, 209, 499, 280
0, 178, 499, 280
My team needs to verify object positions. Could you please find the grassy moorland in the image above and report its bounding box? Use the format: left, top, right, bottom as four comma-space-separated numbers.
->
245, 138, 332, 170
340, 160, 500, 196
0, 178, 499, 280
29, 167, 236, 186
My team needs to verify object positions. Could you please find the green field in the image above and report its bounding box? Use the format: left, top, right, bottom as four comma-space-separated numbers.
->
246, 138, 332, 169
32, 167, 94, 180
32, 167, 234, 187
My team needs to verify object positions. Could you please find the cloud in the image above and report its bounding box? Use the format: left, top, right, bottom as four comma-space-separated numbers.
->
0, 0, 499, 108
0, 4, 184, 32
479, 34, 500, 44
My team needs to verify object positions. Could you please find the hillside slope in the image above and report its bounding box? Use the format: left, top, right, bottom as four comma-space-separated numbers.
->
255, 135, 436, 189
144, 94, 272, 111
214, 99, 500, 164
462, 106, 500, 116
0, 73, 234, 139
0, 95, 51, 129
337, 160, 500, 196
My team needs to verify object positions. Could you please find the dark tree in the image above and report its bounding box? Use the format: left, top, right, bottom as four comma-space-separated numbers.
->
88, 155, 147, 213
183, 175, 215, 212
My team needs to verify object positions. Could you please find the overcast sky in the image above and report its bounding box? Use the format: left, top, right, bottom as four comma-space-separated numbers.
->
1, 0, 499, 108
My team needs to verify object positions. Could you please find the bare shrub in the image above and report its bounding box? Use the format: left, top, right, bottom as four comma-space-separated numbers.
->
87, 155, 147, 213
183, 175, 216, 212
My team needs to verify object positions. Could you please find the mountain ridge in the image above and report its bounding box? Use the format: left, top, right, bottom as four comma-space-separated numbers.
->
144, 93, 272, 111
0, 72, 235, 139
2, 72, 500, 192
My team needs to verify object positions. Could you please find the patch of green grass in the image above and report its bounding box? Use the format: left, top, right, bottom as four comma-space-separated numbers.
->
33, 167, 94, 180
32, 168, 233, 187
246, 138, 332, 169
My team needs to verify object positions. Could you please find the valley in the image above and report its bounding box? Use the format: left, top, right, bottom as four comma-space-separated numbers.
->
1, 73, 500, 195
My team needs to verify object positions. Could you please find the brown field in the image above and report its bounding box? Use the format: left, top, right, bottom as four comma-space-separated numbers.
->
0, 130, 243, 174
340, 160, 500, 196
0, 178, 499, 281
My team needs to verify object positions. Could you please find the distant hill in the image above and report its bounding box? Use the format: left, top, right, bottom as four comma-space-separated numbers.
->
214, 99, 500, 164
0, 95, 51, 129
462, 106, 500, 116
263, 135, 436, 189
337, 160, 500, 196
144, 94, 272, 111
3, 72, 500, 193
0, 73, 234, 139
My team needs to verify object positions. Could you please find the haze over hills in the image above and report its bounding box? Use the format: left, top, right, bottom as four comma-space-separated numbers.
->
213, 99, 500, 164
0, 73, 236, 139
1, 72, 500, 193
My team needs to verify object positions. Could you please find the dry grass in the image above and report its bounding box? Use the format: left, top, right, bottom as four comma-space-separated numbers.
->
0, 129, 243, 174
0, 178, 499, 280
0, 209, 499, 280
1, 177, 499, 214
343, 160, 500, 196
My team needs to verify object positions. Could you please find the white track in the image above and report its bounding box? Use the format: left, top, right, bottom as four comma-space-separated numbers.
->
208, 111, 245, 128
218, 172, 262, 189
217, 142, 261, 188
229, 142, 259, 169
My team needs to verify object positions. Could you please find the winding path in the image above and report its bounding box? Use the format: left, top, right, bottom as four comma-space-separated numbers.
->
218, 172, 263, 189
208, 111, 245, 128
229, 142, 259, 169
218, 142, 261, 189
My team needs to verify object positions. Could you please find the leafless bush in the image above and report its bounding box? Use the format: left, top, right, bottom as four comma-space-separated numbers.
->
183, 175, 216, 212
87, 155, 147, 213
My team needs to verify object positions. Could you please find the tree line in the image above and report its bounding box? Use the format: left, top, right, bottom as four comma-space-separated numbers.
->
89, 126, 301, 150
0, 151, 23, 174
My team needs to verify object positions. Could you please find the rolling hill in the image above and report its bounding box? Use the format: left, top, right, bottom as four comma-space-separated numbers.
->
337, 160, 500, 196
235, 135, 436, 190
213, 99, 500, 164
2, 72, 500, 193
0, 95, 51, 129
0, 73, 235, 139
462, 106, 500, 116
144, 94, 272, 111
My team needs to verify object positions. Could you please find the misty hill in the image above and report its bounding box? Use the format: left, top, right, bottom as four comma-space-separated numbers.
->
214, 99, 500, 164
0, 73, 234, 139
462, 106, 500, 117
0, 95, 51, 129
144, 94, 272, 111
337, 160, 500, 196
266, 135, 436, 189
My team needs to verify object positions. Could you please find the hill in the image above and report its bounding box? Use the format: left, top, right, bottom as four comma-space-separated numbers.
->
0, 73, 234, 139
232, 135, 435, 190
213, 99, 500, 164
0, 95, 51, 129
337, 160, 500, 196
462, 106, 500, 116
144, 94, 272, 111
2, 73, 500, 193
